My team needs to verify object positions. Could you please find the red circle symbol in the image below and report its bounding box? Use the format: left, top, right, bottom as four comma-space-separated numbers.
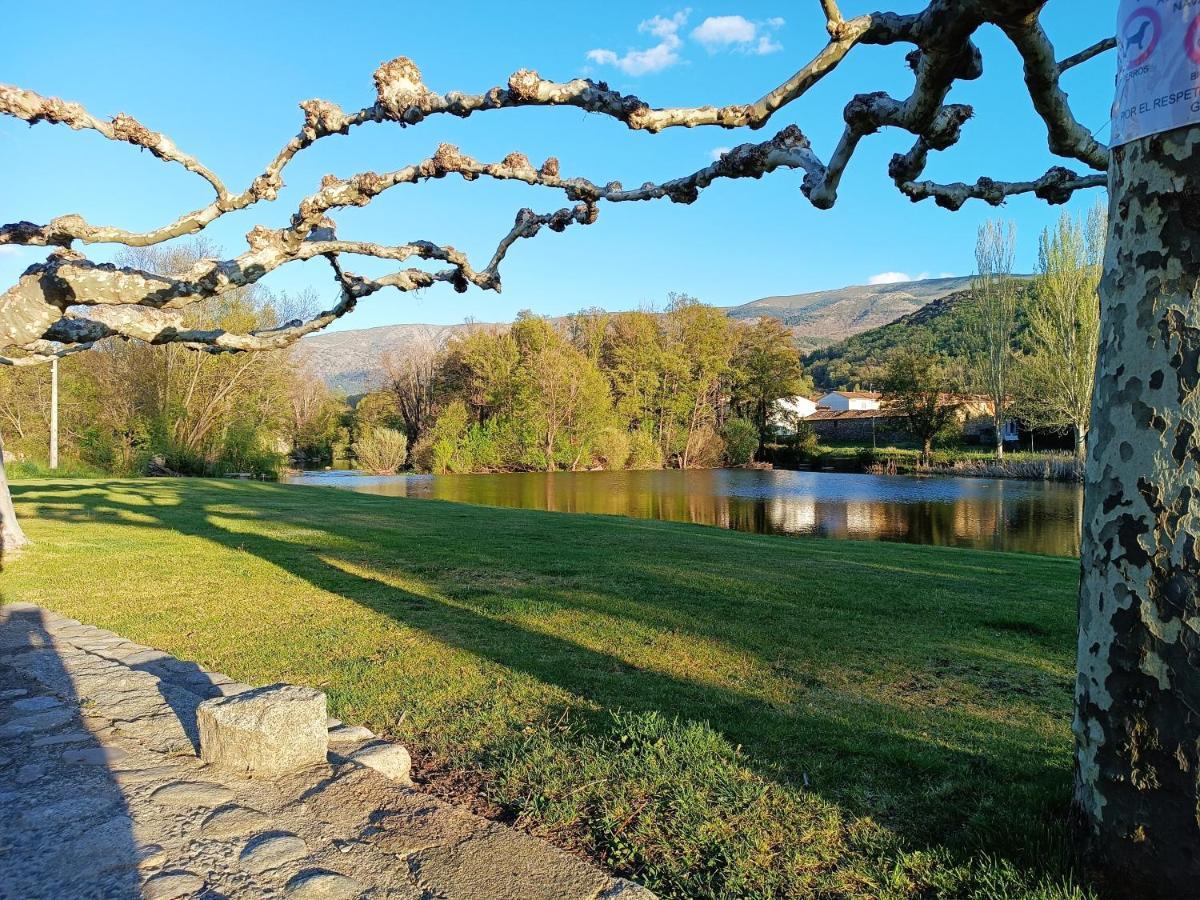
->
1123, 6, 1161, 69
1188, 15, 1200, 65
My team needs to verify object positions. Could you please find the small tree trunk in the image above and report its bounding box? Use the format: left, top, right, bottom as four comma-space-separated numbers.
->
49, 358, 59, 470
0, 429, 29, 556
1073, 425, 1086, 462
995, 415, 1005, 460
922, 436, 932, 467
1073, 125, 1200, 896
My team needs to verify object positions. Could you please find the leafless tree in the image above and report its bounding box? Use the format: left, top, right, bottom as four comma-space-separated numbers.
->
969, 220, 1019, 458
2, 2, 1194, 892
380, 336, 441, 449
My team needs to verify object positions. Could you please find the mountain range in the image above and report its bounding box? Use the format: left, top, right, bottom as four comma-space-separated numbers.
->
298, 276, 977, 394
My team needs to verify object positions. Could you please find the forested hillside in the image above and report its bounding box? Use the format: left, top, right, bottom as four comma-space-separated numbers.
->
302, 278, 973, 393
728, 276, 975, 351
804, 282, 1034, 390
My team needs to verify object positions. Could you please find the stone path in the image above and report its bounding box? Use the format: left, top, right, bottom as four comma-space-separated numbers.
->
0, 602, 652, 900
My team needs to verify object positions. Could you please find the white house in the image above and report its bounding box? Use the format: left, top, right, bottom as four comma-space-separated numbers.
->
818, 390, 882, 412
777, 396, 818, 419
769, 395, 818, 432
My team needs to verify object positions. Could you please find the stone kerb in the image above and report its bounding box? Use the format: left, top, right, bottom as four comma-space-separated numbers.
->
196, 683, 328, 774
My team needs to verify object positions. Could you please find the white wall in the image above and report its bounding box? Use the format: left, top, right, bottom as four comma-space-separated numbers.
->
777, 396, 817, 418
847, 396, 880, 411
818, 392, 881, 412
770, 396, 817, 431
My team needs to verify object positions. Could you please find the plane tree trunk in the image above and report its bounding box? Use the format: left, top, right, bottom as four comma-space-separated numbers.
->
0, 430, 29, 556
1074, 124, 1200, 895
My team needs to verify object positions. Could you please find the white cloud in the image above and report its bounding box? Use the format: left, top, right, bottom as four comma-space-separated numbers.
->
0, 246, 27, 257
869, 271, 940, 285
691, 14, 784, 55
692, 15, 756, 46
710, 146, 732, 161
588, 11, 786, 75
868, 271, 912, 285
587, 10, 689, 76
755, 35, 783, 55
643, 11, 689, 40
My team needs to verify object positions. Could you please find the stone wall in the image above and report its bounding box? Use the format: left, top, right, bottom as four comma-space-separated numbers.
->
808, 416, 909, 444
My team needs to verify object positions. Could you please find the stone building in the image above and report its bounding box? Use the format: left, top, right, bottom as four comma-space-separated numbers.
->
805, 396, 999, 444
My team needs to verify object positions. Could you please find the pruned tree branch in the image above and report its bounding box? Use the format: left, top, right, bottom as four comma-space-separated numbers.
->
899, 166, 1107, 211
0, 85, 228, 200
0, 0, 1113, 361
1058, 37, 1116, 74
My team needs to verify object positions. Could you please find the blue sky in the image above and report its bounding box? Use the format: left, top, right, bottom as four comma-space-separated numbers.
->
0, 1, 1114, 331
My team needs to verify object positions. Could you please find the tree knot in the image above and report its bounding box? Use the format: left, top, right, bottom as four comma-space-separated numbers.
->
110, 113, 163, 156
500, 152, 535, 178
374, 56, 430, 120
507, 70, 543, 102
422, 143, 467, 178
250, 172, 283, 201
245, 225, 279, 251
299, 99, 349, 139
1034, 167, 1081, 206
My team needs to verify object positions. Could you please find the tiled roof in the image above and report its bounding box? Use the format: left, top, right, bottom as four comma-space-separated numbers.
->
807, 409, 898, 421
824, 390, 882, 400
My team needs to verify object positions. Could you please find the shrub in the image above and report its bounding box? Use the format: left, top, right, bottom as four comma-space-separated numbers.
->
412, 400, 472, 474
687, 423, 726, 469
220, 421, 285, 477
594, 426, 631, 470
353, 426, 408, 474
461, 418, 525, 472
627, 428, 663, 470
721, 418, 759, 466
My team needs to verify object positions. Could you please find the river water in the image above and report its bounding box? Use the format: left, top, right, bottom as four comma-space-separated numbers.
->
285, 468, 1082, 557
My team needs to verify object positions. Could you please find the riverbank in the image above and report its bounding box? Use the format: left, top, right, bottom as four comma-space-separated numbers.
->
768, 443, 1083, 482
1, 479, 1086, 898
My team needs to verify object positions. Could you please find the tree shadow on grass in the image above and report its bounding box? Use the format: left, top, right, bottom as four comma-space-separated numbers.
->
11, 479, 1080, 888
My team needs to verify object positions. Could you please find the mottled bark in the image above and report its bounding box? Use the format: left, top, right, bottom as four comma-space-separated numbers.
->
1074, 125, 1200, 895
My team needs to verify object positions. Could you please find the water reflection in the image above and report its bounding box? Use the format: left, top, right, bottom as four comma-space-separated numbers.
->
285, 468, 1081, 557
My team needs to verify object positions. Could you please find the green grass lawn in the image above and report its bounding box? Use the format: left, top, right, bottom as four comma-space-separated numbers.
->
1, 479, 1085, 898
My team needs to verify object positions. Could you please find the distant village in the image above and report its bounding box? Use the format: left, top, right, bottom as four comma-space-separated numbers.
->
774, 389, 1019, 448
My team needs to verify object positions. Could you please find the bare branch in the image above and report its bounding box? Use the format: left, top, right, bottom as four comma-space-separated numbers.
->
1002, 20, 1110, 170
1058, 37, 1116, 73
0, 340, 96, 367
0, 85, 228, 200
820, 0, 845, 33
0, 16, 889, 251
898, 166, 1107, 211
0, 0, 1114, 360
